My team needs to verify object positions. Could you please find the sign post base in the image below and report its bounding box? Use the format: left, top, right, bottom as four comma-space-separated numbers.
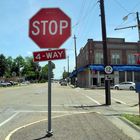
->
46, 130, 53, 137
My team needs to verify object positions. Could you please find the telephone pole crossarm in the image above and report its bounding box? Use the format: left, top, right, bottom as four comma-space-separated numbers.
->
115, 25, 137, 30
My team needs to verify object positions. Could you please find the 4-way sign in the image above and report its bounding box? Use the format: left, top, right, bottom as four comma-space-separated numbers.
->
33, 49, 66, 62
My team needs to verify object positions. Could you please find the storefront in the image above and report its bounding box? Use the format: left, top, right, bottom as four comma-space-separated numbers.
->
70, 64, 140, 88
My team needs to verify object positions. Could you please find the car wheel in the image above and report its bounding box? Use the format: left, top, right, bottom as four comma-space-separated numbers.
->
129, 86, 134, 90
115, 86, 119, 90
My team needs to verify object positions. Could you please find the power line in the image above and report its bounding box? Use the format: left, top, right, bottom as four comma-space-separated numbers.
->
131, 1, 140, 12
73, 0, 98, 33
76, 0, 87, 24
74, 0, 99, 40
113, 0, 130, 13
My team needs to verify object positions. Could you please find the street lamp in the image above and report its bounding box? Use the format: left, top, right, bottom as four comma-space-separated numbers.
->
115, 12, 140, 41
123, 12, 140, 41
123, 12, 135, 21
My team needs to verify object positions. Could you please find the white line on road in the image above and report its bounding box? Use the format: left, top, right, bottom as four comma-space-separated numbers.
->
0, 112, 19, 127
98, 94, 127, 105
14, 110, 89, 113
84, 94, 101, 105
75, 88, 102, 105
111, 97, 127, 105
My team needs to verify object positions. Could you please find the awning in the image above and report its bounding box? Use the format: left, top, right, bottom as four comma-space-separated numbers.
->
89, 64, 104, 71
69, 64, 140, 78
112, 65, 140, 71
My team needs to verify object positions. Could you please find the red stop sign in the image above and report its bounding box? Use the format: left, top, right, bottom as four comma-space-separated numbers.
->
29, 8, 71, 49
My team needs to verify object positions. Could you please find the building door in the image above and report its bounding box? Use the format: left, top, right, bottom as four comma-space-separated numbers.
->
92, 78, 97, 85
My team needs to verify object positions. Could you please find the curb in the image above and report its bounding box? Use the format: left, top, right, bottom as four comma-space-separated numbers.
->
119, 116, 140, 132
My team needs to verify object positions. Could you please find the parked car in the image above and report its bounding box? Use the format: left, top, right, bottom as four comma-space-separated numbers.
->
60, 80, 67, 86
9, 81, 18, 85
114, 82, 135, 90
19, 81, 30, 86
0, 81, 11, 87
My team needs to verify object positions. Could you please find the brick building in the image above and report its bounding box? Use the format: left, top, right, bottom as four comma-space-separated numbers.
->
71, 38, 140, 88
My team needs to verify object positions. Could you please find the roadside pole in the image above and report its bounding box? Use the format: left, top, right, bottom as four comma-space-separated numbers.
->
29, 8, 71, 137
46, 60, 53, 137
135, 82, 140, 117
138, 93, 140, 117
100, 0, 111, 105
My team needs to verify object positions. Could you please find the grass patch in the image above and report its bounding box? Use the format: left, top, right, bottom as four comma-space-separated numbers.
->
122, 114, 140, 127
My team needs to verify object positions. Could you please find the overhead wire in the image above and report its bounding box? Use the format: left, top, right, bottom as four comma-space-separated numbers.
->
72, 0, 86, 29
113, 0, 138, 30
113, 0, 130, 13
73, 0, 98, 34
78, 1, 99, 42
131, 1, 140, 12
74, 0, 99, 41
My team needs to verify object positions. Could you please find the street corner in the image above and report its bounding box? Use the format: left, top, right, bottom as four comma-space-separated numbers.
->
6, 112, 132, 140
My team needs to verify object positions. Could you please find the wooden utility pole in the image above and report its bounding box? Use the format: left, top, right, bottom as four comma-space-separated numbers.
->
74, 35, 77, 70
100, 0, 111, 105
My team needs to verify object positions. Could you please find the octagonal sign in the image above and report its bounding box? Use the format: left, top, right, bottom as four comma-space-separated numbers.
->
29, 8, 71, 49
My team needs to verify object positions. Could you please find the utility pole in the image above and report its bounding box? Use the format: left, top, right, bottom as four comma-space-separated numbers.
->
136, 12, 140, 41
74, 35, 77, 87
100, 0, 111, 105
67, 56, 69, 74
74, 35, 77, 70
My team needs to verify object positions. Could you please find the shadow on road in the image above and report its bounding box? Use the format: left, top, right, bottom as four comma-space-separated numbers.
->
73, 104, 106, 109
33, 134, 52, 140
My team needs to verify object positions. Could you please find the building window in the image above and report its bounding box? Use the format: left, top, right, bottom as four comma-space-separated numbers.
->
111, 53, 120, 64
127, 54, 135, 64
95, 52, 103, 64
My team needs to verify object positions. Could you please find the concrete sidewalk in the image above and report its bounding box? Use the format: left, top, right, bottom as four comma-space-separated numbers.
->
7, 112, 134, 140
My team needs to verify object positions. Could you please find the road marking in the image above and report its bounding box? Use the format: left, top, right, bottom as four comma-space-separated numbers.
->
84, 94, 101, 105
111, 97, 127, 105
0, 112, 19, 127
27, 104, 80, 107
74, 88, 102, 105
14, 110, 90, 113
5, 111, 96, 140
97, 92, 127, 105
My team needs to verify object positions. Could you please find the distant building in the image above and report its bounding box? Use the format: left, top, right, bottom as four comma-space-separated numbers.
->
70, 38, 140, 88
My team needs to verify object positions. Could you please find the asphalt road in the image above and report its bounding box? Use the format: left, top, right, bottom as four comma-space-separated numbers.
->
0, 83, 139, 140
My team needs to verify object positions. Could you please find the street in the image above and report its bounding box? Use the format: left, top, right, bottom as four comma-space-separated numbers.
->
0, 83, 139, 140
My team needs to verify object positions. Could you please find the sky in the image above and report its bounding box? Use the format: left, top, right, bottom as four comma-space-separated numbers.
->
0, 0, 140, 79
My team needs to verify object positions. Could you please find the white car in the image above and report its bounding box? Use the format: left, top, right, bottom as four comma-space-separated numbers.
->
114, 82, 135, 90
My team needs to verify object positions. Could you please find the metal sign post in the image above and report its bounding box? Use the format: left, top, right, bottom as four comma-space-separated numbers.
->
46, 60, 53, 137
29, 8, 71, 137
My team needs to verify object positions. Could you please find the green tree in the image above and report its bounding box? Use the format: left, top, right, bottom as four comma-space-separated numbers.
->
62, 71, 69, 79
11, 56, 25, 77
5, 56, 13, 77
22, 56, 41, 81
0, 54, 7, 77
40, 62, 55, 82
